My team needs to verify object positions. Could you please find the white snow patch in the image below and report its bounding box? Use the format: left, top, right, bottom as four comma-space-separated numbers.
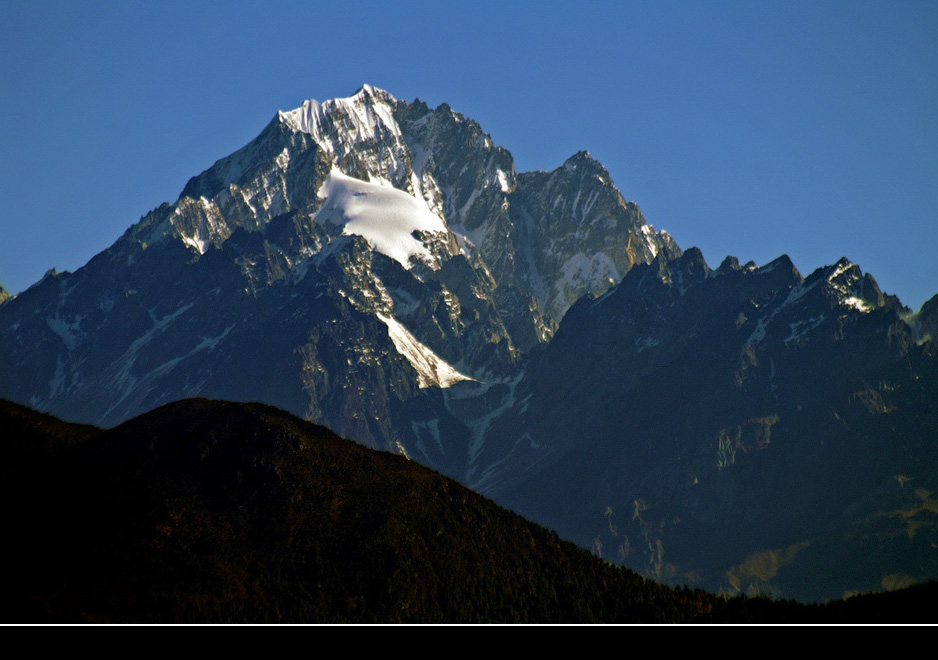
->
552, 252, 620, 316
747, 279, 821, 344
496, 169, 511, 193
279, 86, 400, 145
411, 419, 444, 455
377, 313, 475, 388
101, 302, 195, 419
842, 296, 873, 312
172, 197, 228, 255
826, 261, 874, 313
579, 189, 600, 219
456, 188, 482, 221
140, 324, 236, 383
449, 220, 487, 256
46, 315, 83, 351
641, 224, 659, 258
827, 261, 854, 282
314, 169, 448, 269
181, 233, 209, 254
48, 355, 68, 397
635, 336, 660, 353
560, 253, 620, 287
768, 358, 779, 404
462, 374, 523, 471
784, 314, 826, 344
748, 263, 868, 343
571, 188, 582, 217
757, 259, 785, 274
783, 278, 822, 308
748, 317, 770, 344
410, 143, 432, 174
387, 286, 420, 317
280, 97, 328, 138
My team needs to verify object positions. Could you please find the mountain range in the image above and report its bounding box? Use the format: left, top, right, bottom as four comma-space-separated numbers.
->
1, 86, 936, 603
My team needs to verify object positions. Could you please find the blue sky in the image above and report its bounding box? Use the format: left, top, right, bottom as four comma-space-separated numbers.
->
1, 1, 936, 310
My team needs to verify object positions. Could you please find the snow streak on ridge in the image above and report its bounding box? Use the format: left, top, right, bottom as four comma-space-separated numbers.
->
377, 313, 475, 388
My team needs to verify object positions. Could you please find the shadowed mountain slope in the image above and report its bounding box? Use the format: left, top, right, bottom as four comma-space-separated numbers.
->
479, 250, 938, 601
2, 398, 935, 623
1, 398, 714, 623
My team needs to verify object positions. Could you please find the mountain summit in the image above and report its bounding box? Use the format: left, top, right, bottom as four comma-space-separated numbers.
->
0, 87, 675, 461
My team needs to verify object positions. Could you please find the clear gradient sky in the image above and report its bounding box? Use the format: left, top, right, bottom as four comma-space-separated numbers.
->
1, 1, 936, 310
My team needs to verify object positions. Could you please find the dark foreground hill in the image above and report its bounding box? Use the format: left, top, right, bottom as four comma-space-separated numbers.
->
1, 398, 933, 623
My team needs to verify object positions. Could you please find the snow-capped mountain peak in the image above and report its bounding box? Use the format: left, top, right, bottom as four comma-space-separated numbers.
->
823, 257, 883, 313
1, 85, 690, 442
278, 85, 401, 145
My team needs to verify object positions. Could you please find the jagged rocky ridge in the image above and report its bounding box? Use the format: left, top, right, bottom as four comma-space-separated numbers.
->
1, 86, 937, 603
473, 249, 938, 601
